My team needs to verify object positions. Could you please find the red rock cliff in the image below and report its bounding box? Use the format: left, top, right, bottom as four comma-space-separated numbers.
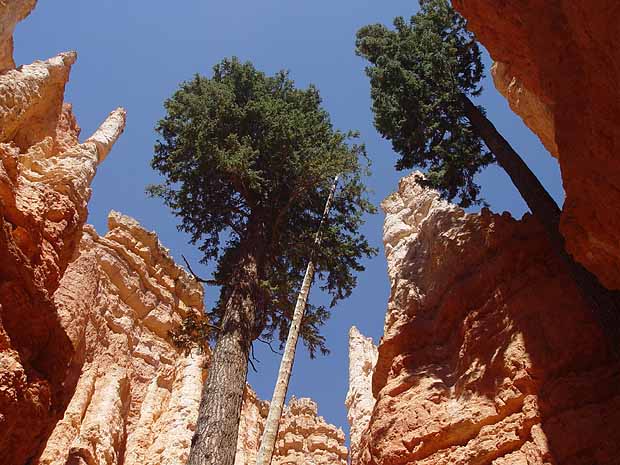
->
453, 0, 620, 291
350, 174, 620, 465
0, 1, 126, 461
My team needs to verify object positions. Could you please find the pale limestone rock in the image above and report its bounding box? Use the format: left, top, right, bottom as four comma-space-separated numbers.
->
86, 108, 127, 162
38, 212, 208, 465
345, 326, 377, 465
235, 387, 269, 465
491, 62, 558, 158
0, 52, 77, 149
0, 0, 37, 71
355, 172, 620, 465
272, 397, 348, 465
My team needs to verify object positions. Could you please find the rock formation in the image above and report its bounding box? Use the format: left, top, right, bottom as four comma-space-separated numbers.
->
235, 387, 270, 465
491, 62, 558, 159
0, 0, 36, 71
272, 397, 348, 465
237, 391, 349, 465
0, 16, 126, 461
453, 0, 620, 290
35, 212, 205, 465
351, 173, 620, 465
345, 326, 377, 465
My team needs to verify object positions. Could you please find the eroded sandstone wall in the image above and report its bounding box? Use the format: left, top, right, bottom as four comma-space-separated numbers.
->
345, 326, 377, 465
0, 2, 126, 459
34, 212, 205, 465
237, 392, 349, 465
0, 0, 36, 71
452, 0, 620, 291
353, 173, 620, 465
272, 397, 348, 465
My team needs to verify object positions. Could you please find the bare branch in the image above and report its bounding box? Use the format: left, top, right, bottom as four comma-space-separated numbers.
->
206, 323, 222, 332
248, 343, 259, 372
182, 255, 218, 285
257, 337, 283, 355
248, 357, 258, 373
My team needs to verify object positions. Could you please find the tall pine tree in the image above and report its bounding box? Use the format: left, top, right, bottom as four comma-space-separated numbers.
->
356, 0, 620, 346
148, 57, 376, 465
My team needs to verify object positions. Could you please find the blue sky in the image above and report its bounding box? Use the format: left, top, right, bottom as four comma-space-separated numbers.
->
15, 0, 563, 439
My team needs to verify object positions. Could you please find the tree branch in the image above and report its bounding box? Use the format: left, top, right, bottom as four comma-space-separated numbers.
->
248, 343, 259, 372
181, 255, 218, 285
257, 337, 283, 355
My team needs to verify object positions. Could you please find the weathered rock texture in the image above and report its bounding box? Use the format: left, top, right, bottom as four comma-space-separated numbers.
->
345, 326, 377, 465
354, 173, 620, 465
453, 0, 620, 290
236, 392, 348, 465
235, 387, 270, 465
0, 0, 36, 71
272, 397, 348, 465
0, 41, 126, 464
491, 62, 558, 159
34, 212, 205, 465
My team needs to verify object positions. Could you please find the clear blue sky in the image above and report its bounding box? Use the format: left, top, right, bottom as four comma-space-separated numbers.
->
15, 0, 563, 439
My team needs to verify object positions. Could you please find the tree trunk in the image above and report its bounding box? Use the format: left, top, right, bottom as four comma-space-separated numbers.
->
461, 93, 620, 349
188, 252, 259, 465
255, 176, 339, 465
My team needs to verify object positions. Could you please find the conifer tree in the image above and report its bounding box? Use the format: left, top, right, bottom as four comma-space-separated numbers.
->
356, 0, 620, 345
148, 57, 376, 465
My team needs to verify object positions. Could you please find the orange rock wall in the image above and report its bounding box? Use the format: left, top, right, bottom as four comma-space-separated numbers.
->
36, 213, 206, 465
0, 1, 126, 460
453, 0, 620, 290
353, 174, 620, 465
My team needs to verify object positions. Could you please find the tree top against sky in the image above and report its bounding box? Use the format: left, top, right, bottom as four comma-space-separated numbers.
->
149, 57, 377, 356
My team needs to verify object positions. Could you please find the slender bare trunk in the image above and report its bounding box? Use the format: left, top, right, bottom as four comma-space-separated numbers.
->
188, 252, 258, 465
461, 94, 620, 349
255, 176, 339, 465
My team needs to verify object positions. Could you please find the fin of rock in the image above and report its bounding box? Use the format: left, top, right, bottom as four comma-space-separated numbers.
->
352, 172, 620, 465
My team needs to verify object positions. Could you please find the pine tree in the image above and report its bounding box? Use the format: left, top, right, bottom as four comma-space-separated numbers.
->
148, 57, 376, 465
356, 0, 620, 345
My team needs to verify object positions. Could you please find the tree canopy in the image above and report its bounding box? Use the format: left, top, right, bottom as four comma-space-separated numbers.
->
148, 57, 376, 356
355, 0, 493, 207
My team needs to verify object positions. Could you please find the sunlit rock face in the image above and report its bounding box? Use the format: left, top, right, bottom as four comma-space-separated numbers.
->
0, 0, 36, 71
26, 210, 343, 465
36, 212, 205, 465
272, 397, 348, 465
491, 62, 558, 159
0, 9, 126, 460
235, 387, 270, 465
345, 326, 377, 465
453, 0, 620, 291
354, 173, 620, 465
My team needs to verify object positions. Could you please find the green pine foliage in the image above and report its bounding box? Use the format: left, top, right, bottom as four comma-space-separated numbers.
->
148, 57, 377, 357
356, 0, 494, 207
